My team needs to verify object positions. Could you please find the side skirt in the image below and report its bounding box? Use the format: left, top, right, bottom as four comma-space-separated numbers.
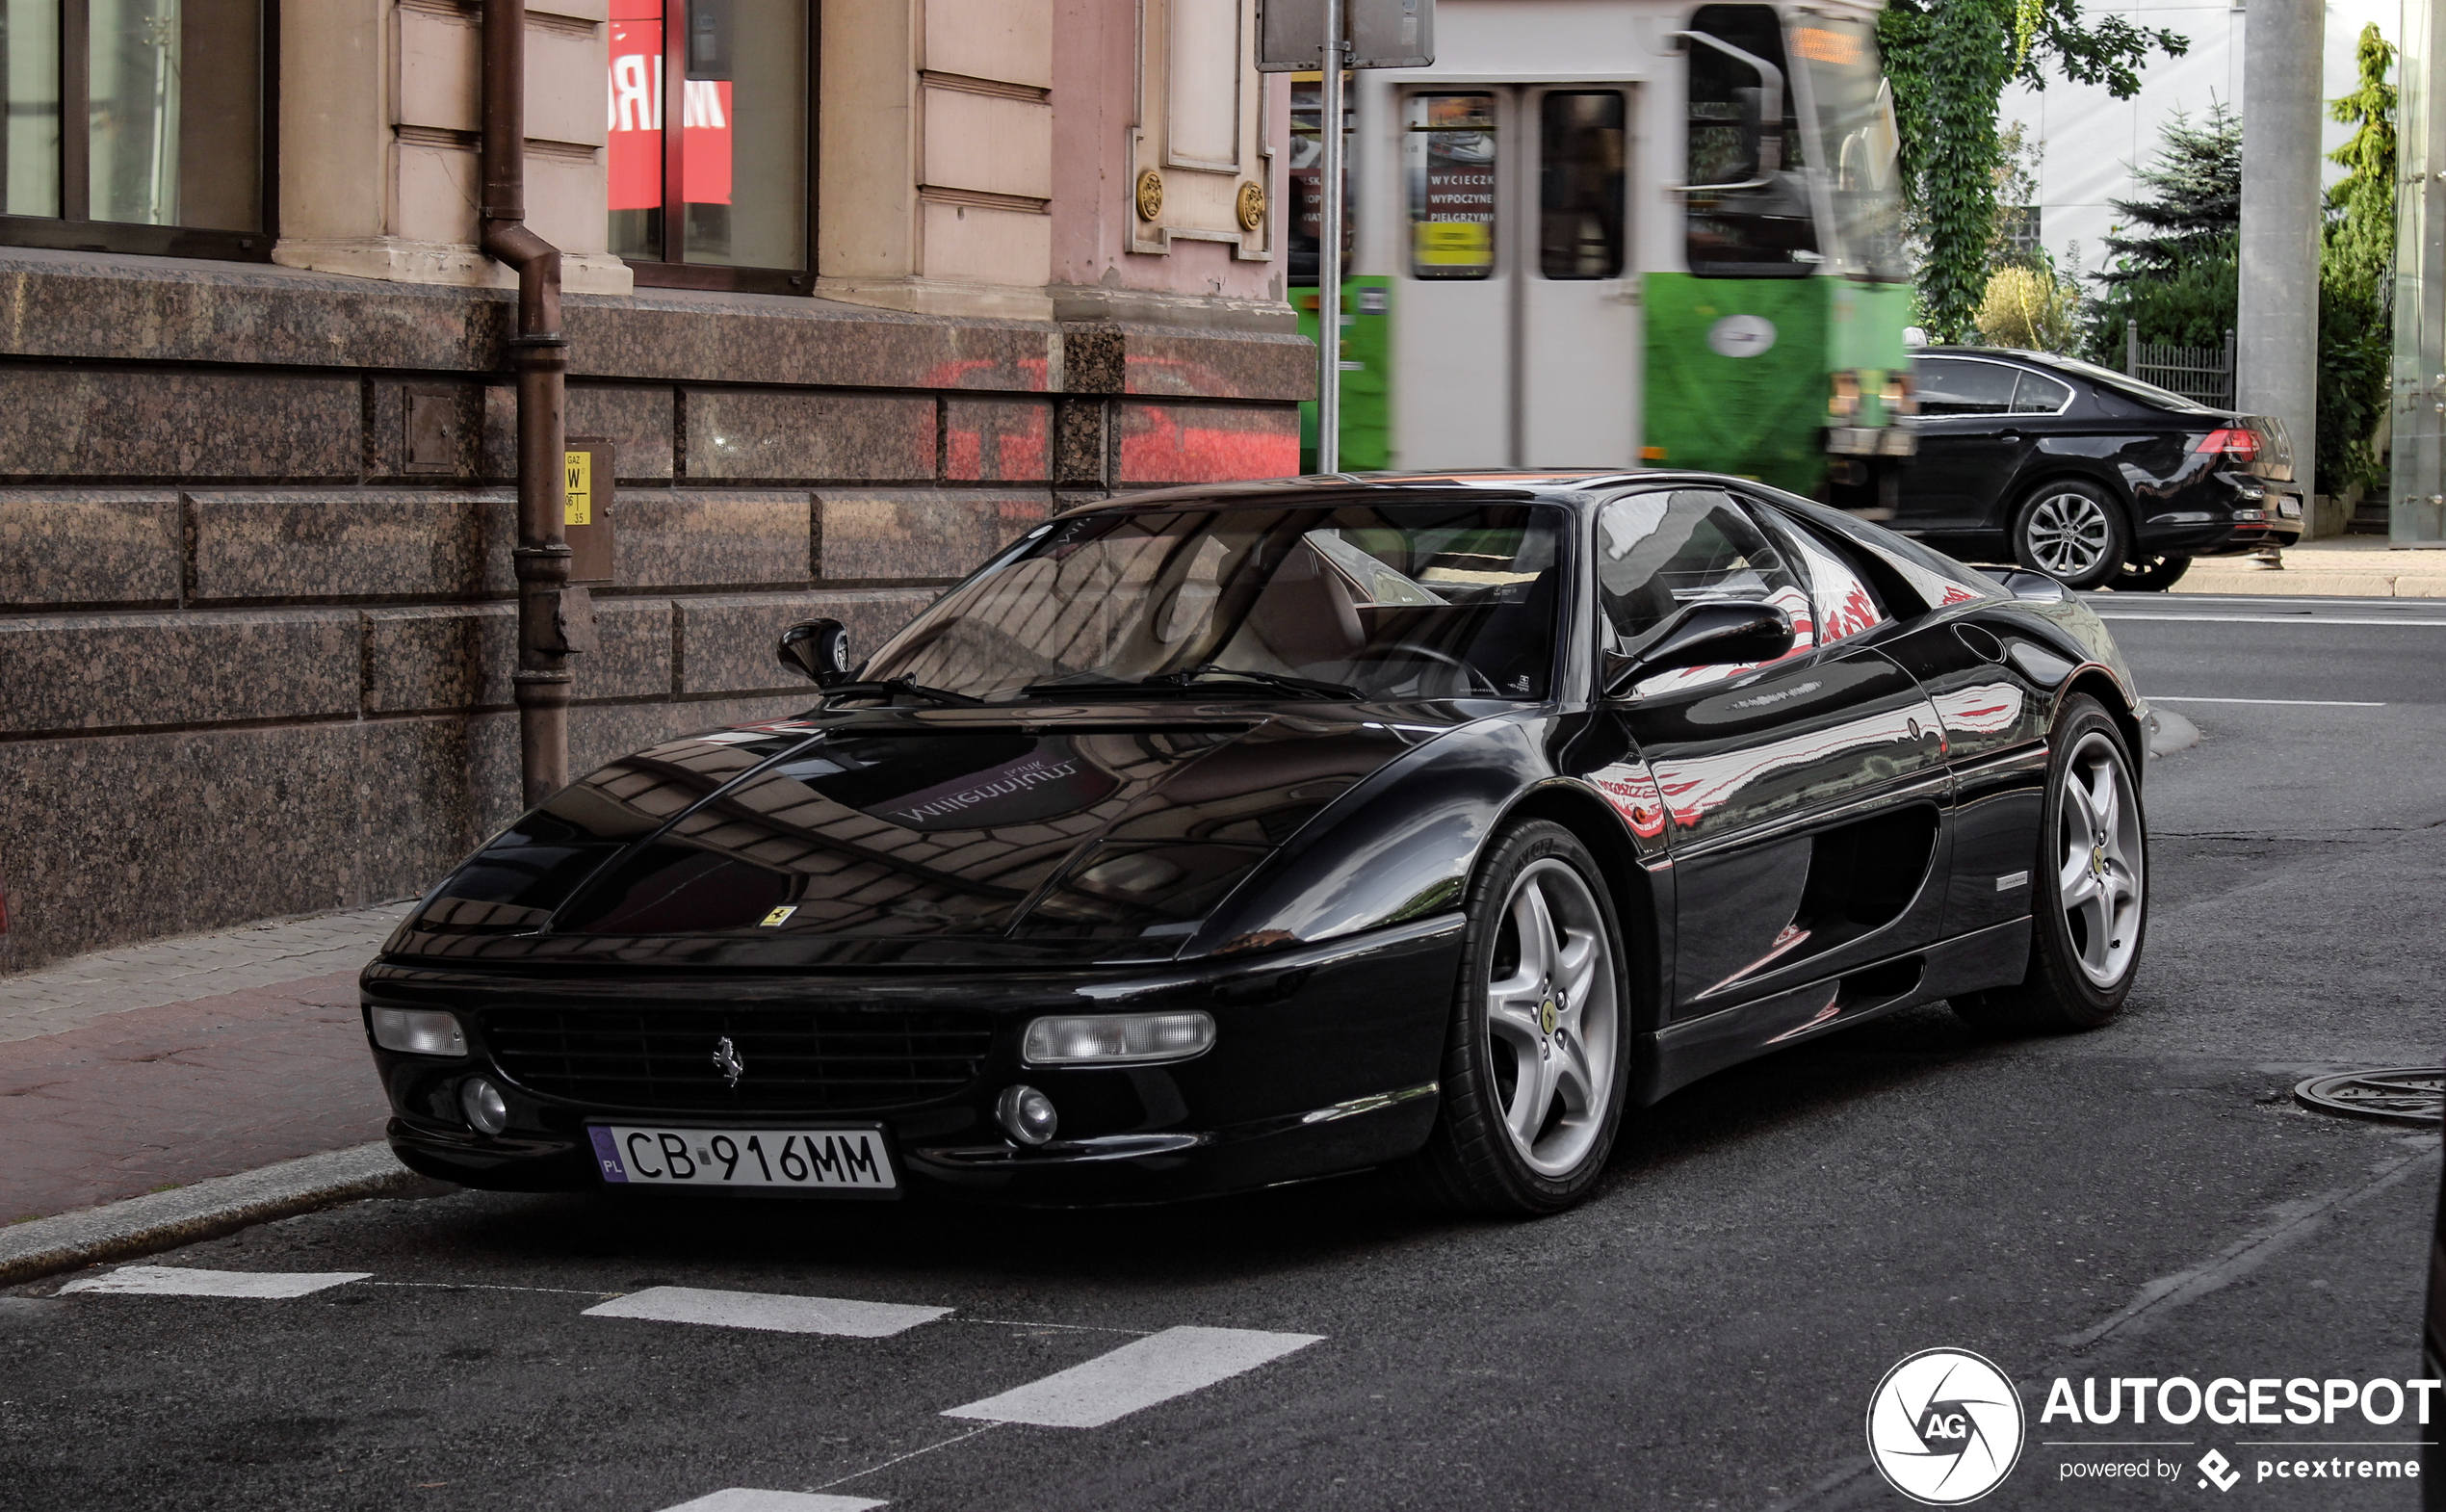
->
1631, 915, 2033, 1105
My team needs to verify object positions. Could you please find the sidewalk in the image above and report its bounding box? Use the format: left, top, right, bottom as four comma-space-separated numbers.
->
0, 902, 411, 1225
2172, 534, 2446, 596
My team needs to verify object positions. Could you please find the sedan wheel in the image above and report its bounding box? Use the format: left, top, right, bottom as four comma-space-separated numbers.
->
2012, 482, 2129, 589
1407, 821, 1628, 1212
1954, 694, 2147, 1033
2108, 554, 2191, 592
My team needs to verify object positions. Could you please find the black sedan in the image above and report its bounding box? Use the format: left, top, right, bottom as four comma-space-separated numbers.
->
361, 474, 2152, 1214
1899, 346, 2302, 590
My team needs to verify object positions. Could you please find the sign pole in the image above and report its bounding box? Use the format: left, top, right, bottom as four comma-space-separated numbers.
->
1316, 0, 1345, 474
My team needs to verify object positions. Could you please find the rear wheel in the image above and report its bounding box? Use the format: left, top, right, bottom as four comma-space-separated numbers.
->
1954, 695, 2147, 1034
1406, 821, 1629, 1214
2012, 481, 2130, 589
2109, 554, 2192, 592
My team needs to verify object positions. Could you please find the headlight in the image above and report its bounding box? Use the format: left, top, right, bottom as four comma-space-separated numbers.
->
1022, 1011, 1215, 1066
369, 1006, 467, 1056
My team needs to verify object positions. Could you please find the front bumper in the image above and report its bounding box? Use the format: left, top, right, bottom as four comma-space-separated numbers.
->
365, 916, 1463, 1204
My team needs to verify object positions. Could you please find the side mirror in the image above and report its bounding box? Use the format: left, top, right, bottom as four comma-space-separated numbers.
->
1606, 600, 1795, 696
776, 618, 853, 686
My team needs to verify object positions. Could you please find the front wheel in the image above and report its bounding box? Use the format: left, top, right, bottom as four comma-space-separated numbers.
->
1954, 695, 2147, 1034
1405, 821, 1630, 1214
2109, 554, 2192, 592
2012, 481, 2130, 590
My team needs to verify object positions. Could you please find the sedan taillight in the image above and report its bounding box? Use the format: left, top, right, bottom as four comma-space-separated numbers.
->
2196, 427, 2261, 462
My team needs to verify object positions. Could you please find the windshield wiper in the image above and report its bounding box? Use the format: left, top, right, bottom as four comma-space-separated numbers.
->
820, 676, 983, 708
1021, 665, 1362, 701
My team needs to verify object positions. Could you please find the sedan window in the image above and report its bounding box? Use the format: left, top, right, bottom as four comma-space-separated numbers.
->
1913, 358, 2018, 415
2011, 371, 2072, 414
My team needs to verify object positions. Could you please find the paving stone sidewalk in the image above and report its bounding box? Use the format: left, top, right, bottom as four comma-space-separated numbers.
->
0, 901, 412, 1225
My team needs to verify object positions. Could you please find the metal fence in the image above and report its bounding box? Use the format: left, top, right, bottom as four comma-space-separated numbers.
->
2125, 326, 2235, 408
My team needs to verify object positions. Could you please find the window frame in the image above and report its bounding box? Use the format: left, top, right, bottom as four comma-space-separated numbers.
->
0, 0, 278, 262
614, 0, 820, 297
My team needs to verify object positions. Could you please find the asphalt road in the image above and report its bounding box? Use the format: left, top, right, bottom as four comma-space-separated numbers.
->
4, 596, 2440, 1512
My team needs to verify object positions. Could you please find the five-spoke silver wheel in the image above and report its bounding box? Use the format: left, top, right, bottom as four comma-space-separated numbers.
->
2021, 490, 2115, 581
1484, 858, 1620, 1177
2055, 730, 2144, 987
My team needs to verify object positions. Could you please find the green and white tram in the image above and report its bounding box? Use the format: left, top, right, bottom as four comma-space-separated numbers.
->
1291, 0, 1915, 507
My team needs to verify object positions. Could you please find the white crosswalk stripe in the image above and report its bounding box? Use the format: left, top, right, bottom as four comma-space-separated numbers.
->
654, 1492, 884, 1512
942, 1324, 1324, 1428
585, 1286, 950, 1338
58, 1265, 371, 1298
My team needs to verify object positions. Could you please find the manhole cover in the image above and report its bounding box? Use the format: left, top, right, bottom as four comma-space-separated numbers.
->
2292, 1068, 2445, 1126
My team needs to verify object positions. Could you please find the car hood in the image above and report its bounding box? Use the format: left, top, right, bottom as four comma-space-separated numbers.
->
383, 700, 1462, 969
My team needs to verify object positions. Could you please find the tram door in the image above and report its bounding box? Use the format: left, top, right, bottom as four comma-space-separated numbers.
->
1395, 85, 1640, 470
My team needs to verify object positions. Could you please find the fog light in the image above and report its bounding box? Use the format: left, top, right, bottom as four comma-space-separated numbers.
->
1022, 1010, 1215, 1066
996, 1084, 1059, 1146
459, 1076, 508, 1135
369, 1006, 465, 1056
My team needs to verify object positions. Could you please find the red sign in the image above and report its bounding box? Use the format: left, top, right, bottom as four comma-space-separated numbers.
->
608, 0, 732, 211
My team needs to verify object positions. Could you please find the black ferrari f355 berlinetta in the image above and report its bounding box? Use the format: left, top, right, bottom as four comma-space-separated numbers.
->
361, 473, 2150, 1214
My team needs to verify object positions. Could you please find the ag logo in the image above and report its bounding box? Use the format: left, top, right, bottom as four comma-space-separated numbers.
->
1865, 1348, 2025, 1504
1705, 313, 1778, 358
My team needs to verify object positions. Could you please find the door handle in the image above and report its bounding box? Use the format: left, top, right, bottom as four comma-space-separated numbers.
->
1997, 430, 2022, 443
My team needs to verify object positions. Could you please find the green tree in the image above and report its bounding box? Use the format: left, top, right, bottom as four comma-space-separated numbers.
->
1882, 0, 2189, 340
2318, 24, 2397, 494
2095, 103, 2241, 282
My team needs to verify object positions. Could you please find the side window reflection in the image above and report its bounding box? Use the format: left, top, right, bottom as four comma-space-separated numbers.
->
1596, 489, 1814, 692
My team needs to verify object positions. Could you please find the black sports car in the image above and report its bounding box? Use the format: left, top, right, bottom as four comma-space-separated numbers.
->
1901, 346, 2302, 590
362, 474, 2152, 1214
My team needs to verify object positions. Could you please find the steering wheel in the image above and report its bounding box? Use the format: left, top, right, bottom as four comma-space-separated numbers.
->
1346, 642, 1503, 697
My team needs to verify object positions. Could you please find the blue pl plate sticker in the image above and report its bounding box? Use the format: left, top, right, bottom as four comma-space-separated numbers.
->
588, 1127, 630, 1183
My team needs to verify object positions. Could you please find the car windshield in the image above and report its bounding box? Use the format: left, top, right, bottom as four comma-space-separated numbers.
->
860, 503, 1566, 704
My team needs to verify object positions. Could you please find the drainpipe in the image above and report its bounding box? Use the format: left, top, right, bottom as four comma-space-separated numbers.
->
481, 0, 585, 808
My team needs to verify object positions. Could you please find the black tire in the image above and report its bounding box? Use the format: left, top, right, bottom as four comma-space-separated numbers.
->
1953, 694, 2147, 1035
2010, 480, 2131, 590
1405, 821, 1631, 1214
2108, 554, 2192, 592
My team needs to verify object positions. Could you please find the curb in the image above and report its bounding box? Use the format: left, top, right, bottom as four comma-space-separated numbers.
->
2147, 708, 2200, 759
0, 1142, 431, 1288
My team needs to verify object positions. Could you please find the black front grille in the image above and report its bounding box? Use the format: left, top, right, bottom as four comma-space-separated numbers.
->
481, 1004, 995, 1112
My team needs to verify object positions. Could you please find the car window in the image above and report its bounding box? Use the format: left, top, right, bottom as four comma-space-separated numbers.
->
1913, 357, 2018, 415
2011, 371, 2071, 414
1595, 488, 1814, 693
1756, 508, 1889, 644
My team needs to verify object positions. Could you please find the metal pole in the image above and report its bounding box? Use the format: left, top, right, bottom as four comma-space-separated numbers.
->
1316, 0, 1345, 475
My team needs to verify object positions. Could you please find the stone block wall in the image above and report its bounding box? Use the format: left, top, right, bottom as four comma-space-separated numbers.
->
0, 249, 1309, 973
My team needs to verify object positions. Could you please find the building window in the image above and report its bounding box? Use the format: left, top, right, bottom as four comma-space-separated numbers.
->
0, 0, 270, 257
609, 0, 810, 293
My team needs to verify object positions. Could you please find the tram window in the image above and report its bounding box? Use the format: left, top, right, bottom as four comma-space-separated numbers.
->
1407, 93, 1497, 279
1683, 3, 1819, 277
1289, 76, 1355, 286
1540, 92, 1626, 279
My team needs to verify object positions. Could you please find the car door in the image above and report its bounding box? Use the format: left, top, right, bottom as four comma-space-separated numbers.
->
1590, 487, 1953, 1019
1901, 356, 2043, 534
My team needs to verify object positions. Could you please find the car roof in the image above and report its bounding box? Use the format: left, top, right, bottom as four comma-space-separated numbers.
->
1049, 469, 1762, 517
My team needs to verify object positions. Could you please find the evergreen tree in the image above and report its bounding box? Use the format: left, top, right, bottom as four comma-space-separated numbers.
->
2318, 24, 2396, 494
2095, 104, 2241, 284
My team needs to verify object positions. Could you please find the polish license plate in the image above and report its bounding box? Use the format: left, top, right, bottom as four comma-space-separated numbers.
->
587, 1125, 898, 1193
2277, 496, 2303, 519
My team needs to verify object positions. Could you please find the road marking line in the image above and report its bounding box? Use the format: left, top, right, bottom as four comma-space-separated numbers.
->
2095, 613, 2446, 627
584, 1286, 950, 1338
942, 1324, 1324, 1428
816, 1422, 1003, 1491
57, 1264, 371, 1299
367, 1280, 620, 1297
655, 1492, 885, 1512
2148, 696, 2388, 707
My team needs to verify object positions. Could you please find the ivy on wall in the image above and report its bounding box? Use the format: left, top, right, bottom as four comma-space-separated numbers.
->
1882, 0, 2188, 341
